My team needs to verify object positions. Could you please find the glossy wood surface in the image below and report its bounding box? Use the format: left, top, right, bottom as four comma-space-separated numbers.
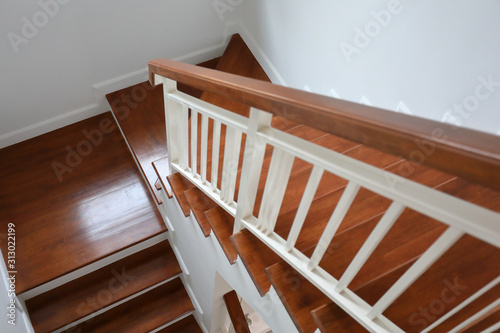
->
107, 80, 166, 204
152, 156, 173, 198
167, 172, 196, 216
66, 277, 193, 332
184, 187, 217, 237
149, 58, 500, 192
157, 315, 202, 333
311, 303, 368, 333
231, 229, 281, 296
0, 113, 165, 293
108, 58, 220, 204
205, 206, 238, 263
27, 240, 181, 333
223, 290, 251, 333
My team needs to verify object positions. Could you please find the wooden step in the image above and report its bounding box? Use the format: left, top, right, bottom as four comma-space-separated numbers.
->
167, 172, 197, 216
312, 260, 416, 332
65, 277, 193, 332
184, 187, 218, 237
231, 146, 410, 294
266, 261, 329, 333
26, 240, 181, 333
107, 58, 220, 204
205, 206, 239, 263
0, 113, 166, 293
156, 315, 202, 333
152, 156, 173, 198
231, 229, 282, 296
425, 283, 500, 332
311, 303, 368, 333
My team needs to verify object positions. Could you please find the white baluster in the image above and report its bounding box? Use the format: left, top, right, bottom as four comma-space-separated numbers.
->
220, 126, 242, 204
335, 202, 405, 292
200, 114, 209, 184
211, 120, 221, 192
257, 147, 295, 236
190, 109, 198, 177
285, 166, 324, 251
367, 227, 464, 319
233, 108, 272, 233
450, 299, 500, 333
422, 276, 500, 333
308, 182, 360, 270
178, 103, 189, 170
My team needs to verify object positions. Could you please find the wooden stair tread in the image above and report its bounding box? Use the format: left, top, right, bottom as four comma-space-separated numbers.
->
426, 284, 500, 332
106, 80, 167, 205
167, 172, 196, 216
311, 303, 368, 333
461, 306, 499, 333
184, 187, 218, 237
266, 261, 328, 333
152, 156, 173, 198
0, 113, 166, 293
156, 315, 202, 333
107, 58, 220, 205
26, 240, 181, 333
66, 278, 193, 333
205, 206, 238, 263
231, 229, 281, 296
383, 233, 500, 332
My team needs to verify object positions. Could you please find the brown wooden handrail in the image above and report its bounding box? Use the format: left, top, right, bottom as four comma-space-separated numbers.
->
149, 58, 500, 192
223, 290, 251, 333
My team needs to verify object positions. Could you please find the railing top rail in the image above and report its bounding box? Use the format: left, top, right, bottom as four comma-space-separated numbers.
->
149, 58, 500, 192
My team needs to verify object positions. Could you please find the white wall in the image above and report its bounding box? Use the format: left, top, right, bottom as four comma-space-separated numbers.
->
232, 0, 500, 135
0, 0, 227, 148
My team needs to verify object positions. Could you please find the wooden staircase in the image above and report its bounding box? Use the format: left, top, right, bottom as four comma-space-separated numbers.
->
139, 34, 500, 332
0, 114, 203, 328
2, 33, 498, 332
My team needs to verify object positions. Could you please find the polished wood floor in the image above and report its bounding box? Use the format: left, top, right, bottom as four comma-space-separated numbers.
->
0, 113, 166, 293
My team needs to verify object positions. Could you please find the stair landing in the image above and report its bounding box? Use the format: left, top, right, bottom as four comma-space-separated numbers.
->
0, 113, 166, 293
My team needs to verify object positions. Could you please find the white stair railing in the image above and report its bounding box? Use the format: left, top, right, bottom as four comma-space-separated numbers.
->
156, 74, 500, 333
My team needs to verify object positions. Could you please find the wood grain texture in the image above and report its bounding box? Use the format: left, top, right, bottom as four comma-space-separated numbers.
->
184, 187, 218, 237
231, 229, 281, 296
205, 206, 238, 264
149, 57, 500, 192
152, 156, 173, 198
223, 290, 251, 333
167, 173, 196, 216
156, 315, 202, 333
108, 57, 220, 204
106, 80, 167, 204
0, 113, 166, 293
266, 261, 327, 333
26, 240, 181, 333
311, 303, 368, 333
65, 278, 193, 332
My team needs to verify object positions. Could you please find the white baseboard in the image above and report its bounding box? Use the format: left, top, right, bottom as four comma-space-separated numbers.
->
0, 104, 106, 149
0, 44, 226, 150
